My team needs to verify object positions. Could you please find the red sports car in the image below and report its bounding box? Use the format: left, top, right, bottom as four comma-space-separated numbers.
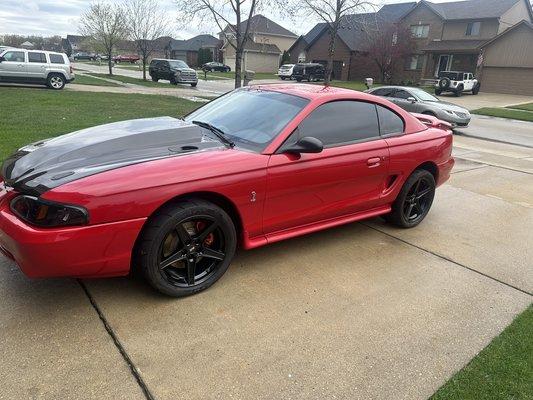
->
112, 54, 140, 63
0, 84, 454, 297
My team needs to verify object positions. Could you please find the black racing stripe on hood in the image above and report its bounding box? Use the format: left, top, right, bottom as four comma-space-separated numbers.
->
1, 117, 224, 195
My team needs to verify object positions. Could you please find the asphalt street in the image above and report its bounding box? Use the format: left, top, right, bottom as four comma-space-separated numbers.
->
1, 132, 532, 399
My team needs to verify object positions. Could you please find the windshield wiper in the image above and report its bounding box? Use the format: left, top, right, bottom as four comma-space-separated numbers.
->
192, 120, 235, 148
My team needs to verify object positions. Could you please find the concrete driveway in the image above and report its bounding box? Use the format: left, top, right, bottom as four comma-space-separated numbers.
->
455, 115, 533, 148
1, 135, 532, 399
436, 91, 533, 111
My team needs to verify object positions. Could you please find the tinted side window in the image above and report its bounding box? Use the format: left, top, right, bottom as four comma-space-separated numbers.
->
49, 54, 65, 64
377, 106, 404, 136
298, 101, 380, 146
3, 51, 25, 62
372, 88, 394, 97
28, 52, 47, 63
393, 90, 412, 99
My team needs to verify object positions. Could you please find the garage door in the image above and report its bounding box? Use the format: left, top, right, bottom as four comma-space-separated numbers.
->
481, 67, 533, 95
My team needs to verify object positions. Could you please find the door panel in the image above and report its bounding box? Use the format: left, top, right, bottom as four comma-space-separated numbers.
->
263, 140, 390, 234
0, 51, 26, 79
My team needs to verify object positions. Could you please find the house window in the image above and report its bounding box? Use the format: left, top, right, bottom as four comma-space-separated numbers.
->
410, 25, 429, 38
405, 55, 424, 70
466, 21, 481, 36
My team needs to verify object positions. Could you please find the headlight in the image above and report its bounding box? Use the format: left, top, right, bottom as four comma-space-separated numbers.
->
175, 71, 181, 76
10, 195, 88, 227
444, 110, 454, 115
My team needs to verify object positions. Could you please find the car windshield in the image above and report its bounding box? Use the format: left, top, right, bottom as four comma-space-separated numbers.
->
169, 60, 188, 68
409, 88, 439, 102
185, 89, 309, 152
439, 72, 460, 80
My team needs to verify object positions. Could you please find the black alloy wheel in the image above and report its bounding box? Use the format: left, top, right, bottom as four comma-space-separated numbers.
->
137, 200, 236, 297
386, 169, 436, 228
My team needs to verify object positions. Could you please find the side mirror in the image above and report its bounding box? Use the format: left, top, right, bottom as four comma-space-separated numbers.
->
407, 97, 417, 103
283, 136, 324, 154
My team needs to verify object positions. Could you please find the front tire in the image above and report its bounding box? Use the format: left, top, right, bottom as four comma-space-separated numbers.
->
386, 169, 436, 228
47, 73, 66, 90
472, 83, 480, 95
137, 200, 237, 297
191, 83, 197, 87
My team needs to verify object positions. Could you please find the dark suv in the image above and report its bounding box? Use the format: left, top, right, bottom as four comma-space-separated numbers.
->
149, 59, 198, 87
292, 63, 325, 82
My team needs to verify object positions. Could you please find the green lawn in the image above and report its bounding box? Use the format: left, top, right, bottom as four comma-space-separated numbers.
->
431, 305, 533, 400
0, 87, 200, 160
507, 102, 533, 112
472, 107, 533, 122
74, 74, 122, 87
89, 73, 171, 88
116, 64, 144, 71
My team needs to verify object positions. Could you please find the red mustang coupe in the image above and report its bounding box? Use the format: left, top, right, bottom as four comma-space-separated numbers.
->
0, 84, 454, 297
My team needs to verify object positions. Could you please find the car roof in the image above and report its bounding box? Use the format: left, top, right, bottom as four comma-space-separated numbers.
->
247, 83, 382, 100
370, 86, 425, 92
0, 47, 66, 56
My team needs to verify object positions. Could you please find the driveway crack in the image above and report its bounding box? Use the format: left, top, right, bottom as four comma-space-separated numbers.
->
363, 223, 532, 297
78, 280, 156, 400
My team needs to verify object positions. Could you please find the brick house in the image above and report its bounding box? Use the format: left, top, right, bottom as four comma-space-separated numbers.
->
167, 35, 220, 68
400, 0, 533, 83
288, 2, 416, 81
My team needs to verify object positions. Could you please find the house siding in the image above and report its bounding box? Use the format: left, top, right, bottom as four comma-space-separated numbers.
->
400, 4, 445, 81
442, 19, 499, 40
288, 39, 308, 64
482, 24, 533, 67
252, 34, 296, 52
499, 0, 533, 32
306, 31, 352, 80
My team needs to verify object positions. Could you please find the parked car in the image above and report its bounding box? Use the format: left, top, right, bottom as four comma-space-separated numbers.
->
367, 86, 471, 128
277, 64, 295, 80
149, 58, 198, 87
435, 71, 480, 97
113, 54, 140, 63
73, 52, 96, 61
0, 84, 454, 297
0, 48, 74, 90
96, 54, 110, 61
202, 62, 231, 72
0, 46, 13, 52
292, 63, 325, 82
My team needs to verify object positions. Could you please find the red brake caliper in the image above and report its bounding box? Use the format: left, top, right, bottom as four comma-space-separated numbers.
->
196, 221, 214, 246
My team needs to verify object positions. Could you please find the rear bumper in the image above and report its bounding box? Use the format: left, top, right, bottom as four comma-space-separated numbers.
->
437, 157, 455, 187
0, 202, 146, 278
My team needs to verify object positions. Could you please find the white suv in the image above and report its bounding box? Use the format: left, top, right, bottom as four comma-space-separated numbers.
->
0, 48, 74, 90
435, 71, 480, 97
278, 64, 295, 80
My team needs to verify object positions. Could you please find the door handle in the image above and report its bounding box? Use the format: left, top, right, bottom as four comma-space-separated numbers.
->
367, 157, 382, 167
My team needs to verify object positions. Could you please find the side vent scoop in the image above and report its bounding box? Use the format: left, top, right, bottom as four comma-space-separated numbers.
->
411, 113, 452, 131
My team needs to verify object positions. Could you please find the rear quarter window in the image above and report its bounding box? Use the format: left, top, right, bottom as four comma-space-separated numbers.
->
49, 54, 65, 64
377, 105, 405, 136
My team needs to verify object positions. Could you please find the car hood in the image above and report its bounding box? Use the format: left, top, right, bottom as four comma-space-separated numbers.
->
422, 100, 469, 113
1, 117, 223, 195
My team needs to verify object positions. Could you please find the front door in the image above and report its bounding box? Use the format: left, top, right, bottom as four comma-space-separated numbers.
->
0, 50, 26, 80
388, 89, 421, 113
436, 54, 452, 76
263, 100, 390, 234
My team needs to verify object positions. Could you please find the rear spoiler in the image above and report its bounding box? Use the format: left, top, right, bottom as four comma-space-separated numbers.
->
411, 113, 452, 131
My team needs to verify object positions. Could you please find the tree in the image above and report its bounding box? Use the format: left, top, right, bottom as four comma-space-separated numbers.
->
198, 47, 214, 66
293, 0, 375, 84
280, 50, 290, 66
364, 23, 415, 84
175, 0, 261, 88
124, 0, 170, 81
79, 2, 127, 75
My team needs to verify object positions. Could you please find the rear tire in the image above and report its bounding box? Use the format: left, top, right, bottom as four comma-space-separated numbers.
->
454, 84, 463, 97
151, 76, 159, 82
46, 73, 66, 90
386, 169, 436, 229
435, 89, 442, 96
136, 200, 237, 297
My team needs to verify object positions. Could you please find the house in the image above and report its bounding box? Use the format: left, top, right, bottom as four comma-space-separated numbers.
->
399, 0, 533, 83
220, 14, 298, 73
62, 35, 90, 55
291, 2, 416, 80
477, 20, 533, 95
167, 34, 220, 67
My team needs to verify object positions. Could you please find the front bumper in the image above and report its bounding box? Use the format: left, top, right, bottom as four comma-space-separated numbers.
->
176, 75, 198, 84
440, 113, 471, 128
0, 188, 146, 278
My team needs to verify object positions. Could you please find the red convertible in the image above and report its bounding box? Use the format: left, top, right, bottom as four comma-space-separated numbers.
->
0, 84, 454, 297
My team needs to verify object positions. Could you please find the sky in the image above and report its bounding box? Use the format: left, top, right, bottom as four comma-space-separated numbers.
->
0, 0, 461, 40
